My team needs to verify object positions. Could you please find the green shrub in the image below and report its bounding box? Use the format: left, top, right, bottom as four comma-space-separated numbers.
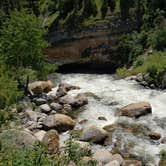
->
116, 67, 132, 78
0, 109, 13, 127
0, 10, 48, 70
116, 52, 166, 86
148, 27, 166, 51
0, 136, 97, 166
64, 137, 91, 164
0, 70, 23, 109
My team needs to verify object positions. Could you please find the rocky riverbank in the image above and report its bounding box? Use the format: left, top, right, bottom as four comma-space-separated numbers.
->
1, 75, 166, 166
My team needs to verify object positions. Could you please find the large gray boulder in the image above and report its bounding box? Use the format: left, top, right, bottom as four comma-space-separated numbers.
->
43, 114, 76, 132
117, 102, 152, 118
80, 126, 108, 144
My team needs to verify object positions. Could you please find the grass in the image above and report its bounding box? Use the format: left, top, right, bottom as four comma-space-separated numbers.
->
116, 52, 166, 78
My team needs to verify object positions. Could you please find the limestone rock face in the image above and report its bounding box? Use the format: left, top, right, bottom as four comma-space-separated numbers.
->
118, 102, 152, 118
80, 126, 108, 144
28, 80, 54, 94
43, 114, 76, 132
42, 130, 59, 154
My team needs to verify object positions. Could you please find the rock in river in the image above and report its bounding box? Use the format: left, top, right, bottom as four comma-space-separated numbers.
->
59, 93, 88, 108
80, 126, 108, 144
28, 80, 54, 94
43, 114, 76, 132
117, 102, 152, 118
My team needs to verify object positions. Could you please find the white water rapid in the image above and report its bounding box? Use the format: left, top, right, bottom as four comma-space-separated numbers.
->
50, 73, 166, 165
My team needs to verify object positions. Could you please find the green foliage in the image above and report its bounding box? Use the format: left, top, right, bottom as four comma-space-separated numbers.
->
0, 143, 54, 166
116, 67, 132, 78
120, 0, 133, 19
159, 150, 166, 166
118, 31, 145, 65
0, 109, 13, 127
147, 27, 166, 51
117, 52, 166, 86
0, 10, 47, 70
0, 66, 23, 109
0, 136, 97, 166
64, 137, 91, 164
101, 0, 108, 18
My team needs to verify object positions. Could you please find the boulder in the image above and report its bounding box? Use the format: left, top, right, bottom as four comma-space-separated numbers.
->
148, 132, 161, 140
80, 126, 108, 144
161, 137, 166, 144
50, 110, 57, 114
25, 110, 46, 122
43, 114, 76, 132
117, 102, 152, 118
110, 154, 125, 166
42, 130, 59, 154
98, 116, 107, 121
125, 160, 142, 166
56, 83, 80, 97
161, 73, 166, 89
74, 141, 91, 152
59, 93, 88, 108
136, 73, 143, 82
50, 103, 62, 111
28, 80, 54, 94
34, 130, 46, 142
68, 161, 76, 166
93, 149, 112, 164
34, 98, 47, 106
63, 104, 72, 112
0, 129, 37, 147
104, 160, 120, 166
39, 104, 51, 113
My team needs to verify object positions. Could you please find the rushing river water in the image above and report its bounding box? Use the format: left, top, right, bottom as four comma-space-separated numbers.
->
50, 73, 166, 165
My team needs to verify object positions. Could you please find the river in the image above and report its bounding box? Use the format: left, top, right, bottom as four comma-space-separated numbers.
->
50, 73, 166, 165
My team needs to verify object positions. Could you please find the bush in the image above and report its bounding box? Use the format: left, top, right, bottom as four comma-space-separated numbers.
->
0, 10, 48, 70
148, 27, 166, 51
0, 67, 23, 109
118, 32, 145, 65
0, 109, 13, 127
0, 136, 97, 166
